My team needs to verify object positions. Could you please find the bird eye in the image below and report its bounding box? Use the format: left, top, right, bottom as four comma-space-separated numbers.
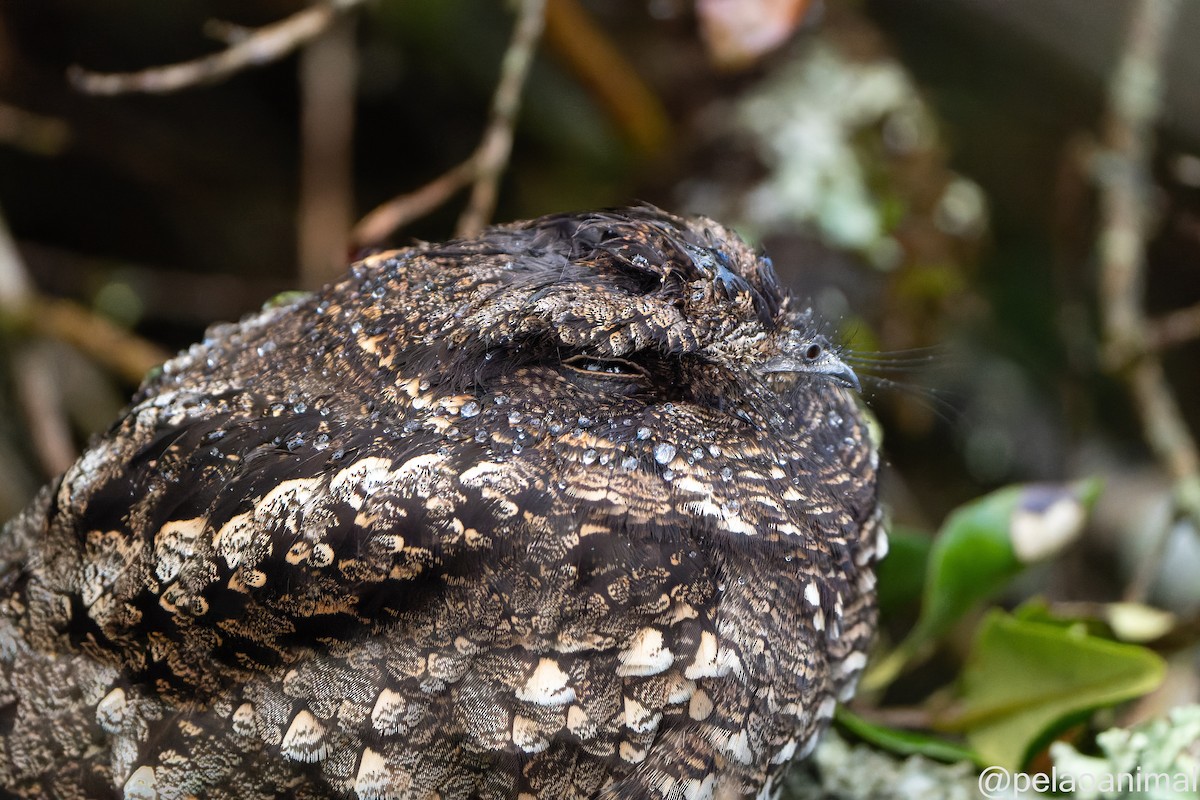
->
805, 343, 822, 361
562, 355, 648, 381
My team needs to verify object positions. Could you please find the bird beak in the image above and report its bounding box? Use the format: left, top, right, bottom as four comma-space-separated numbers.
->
761, 351, 861, 392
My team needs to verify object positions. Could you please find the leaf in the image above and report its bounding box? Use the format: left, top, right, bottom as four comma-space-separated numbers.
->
863, 480, 1101, 691
937, 610, 1165, 770
835, 707, 977, 764
874, 524, 932, 620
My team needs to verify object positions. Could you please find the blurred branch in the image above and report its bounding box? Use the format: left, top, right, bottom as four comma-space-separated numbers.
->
1146, 301, 1200, 350
1095, 1, 1200, 538
298, 15, 357, 289
68, 0, 369, 95
355, 0, 547, 246
0, 206, 168, 384
14, 297, 170, 385
0, 102, 70, 156
456, 0, 548, 237
544, 0, 670, 156
13, 346, 76, 476
352, 160, 475, 247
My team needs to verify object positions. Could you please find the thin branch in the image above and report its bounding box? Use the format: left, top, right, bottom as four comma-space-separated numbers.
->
5, 297, 171, 385
456, 0, 548, 237
352, 159, 477, 247
68, 0, 368, 95
14, 345, 76, 476
1146, 300, 1200, 350
298, 14, 358, 289
1095, 2, 1200, 549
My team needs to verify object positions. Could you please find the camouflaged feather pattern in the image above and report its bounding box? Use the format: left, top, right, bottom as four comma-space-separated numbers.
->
0, 207, 883, 799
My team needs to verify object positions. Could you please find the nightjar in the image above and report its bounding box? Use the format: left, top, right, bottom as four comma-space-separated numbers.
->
0, 206, 883, 799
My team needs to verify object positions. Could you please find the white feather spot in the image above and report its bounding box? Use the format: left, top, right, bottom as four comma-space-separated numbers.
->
123, 765, 157, 800
96, 687, 127, 734
354, 748, 411, 800
617, 627, 674, 676
623, 696, 662, 734
770, 738, 798, 765
512, 715, 549, 754
281, 709, 328, 763
371, 688, 408, 735
231, 702, 257, 737
516, 658, 575, 706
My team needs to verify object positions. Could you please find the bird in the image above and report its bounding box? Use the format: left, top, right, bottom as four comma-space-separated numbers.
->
0, 206, 883, 799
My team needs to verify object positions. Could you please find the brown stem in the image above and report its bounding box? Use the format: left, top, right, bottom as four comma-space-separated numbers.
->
298, 14, 358, 289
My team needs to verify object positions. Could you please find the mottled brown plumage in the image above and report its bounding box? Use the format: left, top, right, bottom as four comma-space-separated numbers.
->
0, 207, 883, 799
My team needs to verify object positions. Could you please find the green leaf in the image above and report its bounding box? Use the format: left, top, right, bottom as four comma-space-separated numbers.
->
937, 610, 1165, 770
863, 480, 1101, 691
835, 707, 977, 764
874, 525, 933, 620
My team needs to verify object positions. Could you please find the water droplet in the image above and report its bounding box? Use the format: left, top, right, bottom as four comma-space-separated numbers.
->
582, 449, 598, 465
691, 447, 705, 461
720, 466, 734, 481
708, 444, 721, 458
653, 443, 676, 465
493, 395, 509, 406
621, 456, 638, 470
577, 416, 592, 428
662, 469, 675, 481
636, 427, 652, 440
511, 444, 523, 455
784, 555, 794, 562
548, 421, 563, 435
402, 419, 421, 433
371, 286, 386, 299
460, 400, 481, 418
285, 434, 304, 452
508, 412, 523, 425
622, 418, 633, 427
349, 321, 363, 334
313, 433, 330, 451
419, 380, 431, 391
475, 430, 489, 443
598, 453, 611, 466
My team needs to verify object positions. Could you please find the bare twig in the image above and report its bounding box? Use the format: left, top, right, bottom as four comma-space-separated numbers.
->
352, 159, 477, 247
456, 0, 548, 237
354, 0, 548, 246
298, 14, 358, 289
1147, 300, 1200, 350
68, 0, 369, 95
1094, 1, 1200, 579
